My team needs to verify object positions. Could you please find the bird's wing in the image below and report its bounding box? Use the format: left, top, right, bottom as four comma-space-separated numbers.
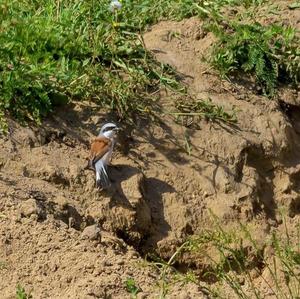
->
89, 136, 112, 166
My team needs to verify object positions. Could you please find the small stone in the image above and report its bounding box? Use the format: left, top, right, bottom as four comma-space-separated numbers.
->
66, 276, 72, 283
20, 198, 41, 218
177, 291, 191, 299
127, 250, 139, 260
115, 259, 124, 265
137, 293, 148, 299
54, 195, 68, 208
87, 285, 106, 298
81, 224, 101, 241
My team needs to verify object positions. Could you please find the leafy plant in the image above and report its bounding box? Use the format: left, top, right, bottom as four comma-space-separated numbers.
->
16, 285, 32, 299
210, 21, 300, 96
181, 216, 300, 298
0, 0, 275, 132
0, 0, 194, 132
0, 261, 7, 270
172, 97, 237, 126
125, 277, 141, 298
147, 242, 196, 299
141, 211, 300, 299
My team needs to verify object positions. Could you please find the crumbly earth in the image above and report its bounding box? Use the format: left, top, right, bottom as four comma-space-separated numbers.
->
1, 3, 300, 298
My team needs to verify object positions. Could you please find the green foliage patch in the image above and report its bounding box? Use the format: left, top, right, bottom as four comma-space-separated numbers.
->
147, 218, 300, 298
16, 285, 32, 299
125, 277, 141, 298
0, 0, 268, 132
1, 0, 299, 132
209, 18, 300, 97
0, 0, 195, 131
173, 97, 237, 126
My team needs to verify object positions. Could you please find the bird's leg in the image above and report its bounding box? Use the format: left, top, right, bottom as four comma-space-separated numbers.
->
96, 182, 104, 191
85, 159, 95, 171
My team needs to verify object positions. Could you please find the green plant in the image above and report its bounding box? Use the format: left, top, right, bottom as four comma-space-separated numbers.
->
142, 211, 300, 299
0, 261, 7, 270
153, 242, 188, 299
182, 216, 300, 299
0, 0, 279, 132
210, 21, 300, 96
0, 0, 197, 131
270, 220, 300, 298
289, 2, 300, 10
16, 285, 32, 299
0, 0, 275, 132
125, 277, 141, 298
185, 226, 262, 298
172, 97, 237, 126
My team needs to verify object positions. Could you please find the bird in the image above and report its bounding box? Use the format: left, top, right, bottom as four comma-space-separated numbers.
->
89, 122, 120, 189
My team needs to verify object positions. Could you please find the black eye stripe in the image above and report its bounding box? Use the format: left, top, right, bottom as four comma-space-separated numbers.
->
102, 126, 116, 132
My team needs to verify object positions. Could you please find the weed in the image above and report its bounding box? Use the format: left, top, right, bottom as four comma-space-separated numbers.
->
153, 242, 188, 299
210, 20, 300, 96
16, 285, 32, 299
289, 2, 300, 10
172, 97, 237, 126
184, 132, 192, 156
0, 0, 276, 132
183, 216, 300, 298
142, 212, 300, 298
0, 261, 7, 270
125, 277, 141, 298
0, 0, 193, 131
174, 270, 198, 284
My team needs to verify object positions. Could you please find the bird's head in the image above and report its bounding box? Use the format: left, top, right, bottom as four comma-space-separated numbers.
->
99, 122, 120, 139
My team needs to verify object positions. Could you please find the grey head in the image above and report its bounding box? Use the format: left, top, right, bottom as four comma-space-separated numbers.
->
99, 122, 120, 139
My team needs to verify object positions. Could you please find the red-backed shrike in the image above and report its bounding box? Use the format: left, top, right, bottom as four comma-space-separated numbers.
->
89, 123, 119, 189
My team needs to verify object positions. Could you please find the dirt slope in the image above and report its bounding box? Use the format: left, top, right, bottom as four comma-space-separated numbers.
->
1, 5, 300, 299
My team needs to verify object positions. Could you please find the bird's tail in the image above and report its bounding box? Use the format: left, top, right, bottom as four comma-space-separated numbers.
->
95, 160, 111, 189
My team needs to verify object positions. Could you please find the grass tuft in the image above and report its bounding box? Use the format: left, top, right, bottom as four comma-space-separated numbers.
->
172, 97, 237, 126
125, 277, 141, 298
208, 13, 300, 97
16, 285, 32, 299
1, 0, 299, 132
142, 214, 300, 298
0, 0, 194, 131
